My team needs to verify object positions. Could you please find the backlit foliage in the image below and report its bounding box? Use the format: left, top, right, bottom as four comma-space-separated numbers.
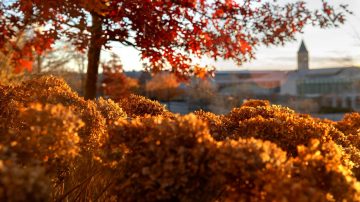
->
118, 94, 174, 118
261, 140, 360, 202
194, 110, 228, 141
1, 0, 349, 71
3, 103, 82, 167
96, 97, 127, 124
0, 32, 30, 84
336, 113, 360, 140
1, 76, 360, 201
335, 113, 360, 179
0, 0, 351, 99
0, 76, 107, 151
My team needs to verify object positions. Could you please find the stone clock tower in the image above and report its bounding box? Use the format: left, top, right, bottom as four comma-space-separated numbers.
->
298, 40, 309, 71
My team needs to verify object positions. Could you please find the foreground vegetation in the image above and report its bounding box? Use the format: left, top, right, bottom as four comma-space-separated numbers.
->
1, 76, 360, 201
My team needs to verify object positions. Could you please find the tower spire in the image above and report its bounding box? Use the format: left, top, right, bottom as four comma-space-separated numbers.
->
298, 40, 308, 53
298, 40, 309, 71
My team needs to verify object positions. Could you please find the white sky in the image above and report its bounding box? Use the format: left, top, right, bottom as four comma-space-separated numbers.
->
107, 0, 360, 72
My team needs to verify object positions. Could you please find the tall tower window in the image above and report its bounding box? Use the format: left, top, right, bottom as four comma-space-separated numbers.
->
298, 40, 309, 71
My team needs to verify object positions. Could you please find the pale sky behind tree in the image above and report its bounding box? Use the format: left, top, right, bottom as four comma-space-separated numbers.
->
108, 0, 360, 72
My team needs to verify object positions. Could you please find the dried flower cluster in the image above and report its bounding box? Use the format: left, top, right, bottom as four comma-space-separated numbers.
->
1, 76, 360, 201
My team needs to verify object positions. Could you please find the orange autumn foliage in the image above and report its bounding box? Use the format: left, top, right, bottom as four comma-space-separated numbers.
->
0, 1, 350, 98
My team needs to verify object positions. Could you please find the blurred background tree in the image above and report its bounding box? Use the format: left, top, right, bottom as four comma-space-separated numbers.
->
101, 54, 139, 101
145, 72, 183, 103
32, 44, 75, 74
0, 30, 32, 84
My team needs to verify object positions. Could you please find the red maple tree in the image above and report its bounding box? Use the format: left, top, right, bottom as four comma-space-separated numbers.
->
0, 0, 350, 99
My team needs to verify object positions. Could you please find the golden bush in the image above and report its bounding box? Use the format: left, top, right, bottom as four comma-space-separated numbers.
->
210, 138, 288, 201
292, 140, 360, 201
336, 113, 360, 152
221, 140, 360, 202
2, 103, 82, 167
105, 115, 290, 201
118, 94, 174, 118
0, 76, 107, 201
96, 97, 127, 124
0, 76, 107, 151
219, 102, 348, 156
241, 99, 270, 108
263, 140, 360, 202
334, 113, 360, 179
194, 110, 228, 140
336, 113, 360, 137
0, 76, 360, 201
106, 114, 217, 201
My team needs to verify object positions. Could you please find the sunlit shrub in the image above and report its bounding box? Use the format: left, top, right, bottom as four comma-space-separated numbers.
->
118, 94, 173, 118
222, 101, 348, 156
226, 101, 295, 129
0, 76, 108, 201
295, 140, 360, 201
194, 110, 228, 140
1, 76, 360, 201
334, 113, 360, 178
105, 114, 216, 201
211, 138, 288, 201
95, 97, 127, 124
106, 115, 291, 201
336, 113, 360, 143
0, 102, 85, 201
1, 103, 82, 167
105, 113, 360, 201
241, 99, 270, 107
218, 140, 360, 201
263, 139, 360, 202
0, 76, 107, 151
196, 100, 360, 182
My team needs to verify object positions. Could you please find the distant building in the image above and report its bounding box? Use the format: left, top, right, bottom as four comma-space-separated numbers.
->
213, 41, 360, 111
215, 70, 287, 96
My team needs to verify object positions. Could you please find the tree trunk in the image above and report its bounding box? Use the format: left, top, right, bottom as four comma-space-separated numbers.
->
84, 13, 103, 100
36, 54, 42, 73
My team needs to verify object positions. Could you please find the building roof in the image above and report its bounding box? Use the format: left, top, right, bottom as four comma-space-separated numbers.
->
214, 70, 290, 85
214, 67, 360, 86
298, 40, 308, 53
